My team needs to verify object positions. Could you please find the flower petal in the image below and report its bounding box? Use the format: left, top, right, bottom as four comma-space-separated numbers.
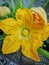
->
31, 7, 48, 29
31, 7, 47, 24
0, 18, 17, 34
16, 9, 25, 21
16, 8, 33, 22
38, 7, 47, 17
38, 23, 49, 41
22, 39, 40, 62
2, 34, 21, 54
30, 38, 43, 50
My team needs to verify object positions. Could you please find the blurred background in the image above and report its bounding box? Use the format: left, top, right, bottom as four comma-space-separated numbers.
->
0, 0, 49, 65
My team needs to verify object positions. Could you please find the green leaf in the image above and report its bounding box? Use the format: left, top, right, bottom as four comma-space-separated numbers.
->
38, 48, 49, 59
28, 0, 35, 9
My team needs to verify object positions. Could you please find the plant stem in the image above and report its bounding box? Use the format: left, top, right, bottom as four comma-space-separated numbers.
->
43, 0, 49, 8
38, 48, 49, 59
28, 0, 35, 9
16, 0, 24, 9
11, 0, 15, 14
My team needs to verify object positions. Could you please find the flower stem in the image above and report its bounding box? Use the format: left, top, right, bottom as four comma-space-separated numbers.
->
28, 0, 35, 9
11, 0, 15, 14
38, 48, 49, 59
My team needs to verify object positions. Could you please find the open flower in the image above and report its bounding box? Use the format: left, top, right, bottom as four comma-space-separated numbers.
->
0, 8, 49, 62
16, 7, 47, 29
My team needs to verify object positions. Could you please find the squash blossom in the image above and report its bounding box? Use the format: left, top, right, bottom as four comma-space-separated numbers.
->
0, 7, 49, 62
0, 6, 10, 17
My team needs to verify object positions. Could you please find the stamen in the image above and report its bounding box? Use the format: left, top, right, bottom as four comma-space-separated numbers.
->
23, 29, 29, 36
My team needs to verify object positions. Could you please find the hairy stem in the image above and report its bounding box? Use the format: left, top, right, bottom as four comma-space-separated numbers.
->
38, 48, 49, 59
11, 0, 15, 14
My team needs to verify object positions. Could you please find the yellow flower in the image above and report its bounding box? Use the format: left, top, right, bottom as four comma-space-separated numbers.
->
0, 7, 49, 62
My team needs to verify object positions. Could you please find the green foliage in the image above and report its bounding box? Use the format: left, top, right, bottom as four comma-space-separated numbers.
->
38, 48, 49, 59
11, 0, 15, 15
0, 32, 6, 41
0, 35, 4, 41
46, 38, 49, 44
43, 0, 49, 8
28, 0, 35, 9
2, 2, 9, 7
16, 0, 24, 9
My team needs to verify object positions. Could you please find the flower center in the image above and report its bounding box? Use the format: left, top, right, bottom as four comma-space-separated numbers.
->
22, 29, 29, 36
